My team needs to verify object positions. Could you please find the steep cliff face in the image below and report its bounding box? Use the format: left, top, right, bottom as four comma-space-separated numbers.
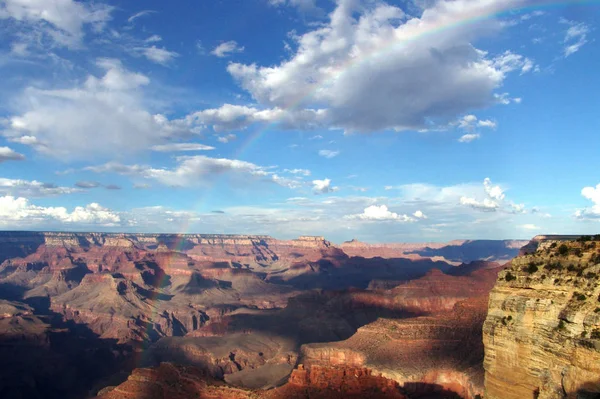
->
483, 237, 600, 399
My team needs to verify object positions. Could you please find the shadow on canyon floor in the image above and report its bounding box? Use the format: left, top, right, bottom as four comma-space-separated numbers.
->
0, 283, 134, 399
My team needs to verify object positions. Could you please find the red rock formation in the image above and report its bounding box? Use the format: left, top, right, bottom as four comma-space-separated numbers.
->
96, 362, 407, 399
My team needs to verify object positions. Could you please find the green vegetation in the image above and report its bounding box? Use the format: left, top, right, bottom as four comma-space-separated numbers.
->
550, 242, 558, 249
505, 272, 516, 282
525, 262, 539, 274
558, 320, 566, 330
501, 315, 512, 326
591, 329, 600, 339
586, 272, 598, 279
594, 308, 600, 313
554, 278, 560, 284
577, 235, 592, 242
581, 331, 587, 338
574, 292, 587, 301
567, 264, 577, 272
558, 244, 569, 256
545, 261, 563, 271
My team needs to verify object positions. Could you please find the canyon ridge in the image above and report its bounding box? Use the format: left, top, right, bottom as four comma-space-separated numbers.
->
0, 232, 598, 398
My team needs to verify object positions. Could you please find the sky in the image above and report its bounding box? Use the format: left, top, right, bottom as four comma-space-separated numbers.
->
0, 0, 599, 243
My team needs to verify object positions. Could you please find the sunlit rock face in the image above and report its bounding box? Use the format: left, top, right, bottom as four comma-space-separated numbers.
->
0, 231, 529, 398
483, 236, 600, 399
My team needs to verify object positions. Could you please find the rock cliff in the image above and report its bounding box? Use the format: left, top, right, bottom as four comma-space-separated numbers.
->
483, 236, 600, 399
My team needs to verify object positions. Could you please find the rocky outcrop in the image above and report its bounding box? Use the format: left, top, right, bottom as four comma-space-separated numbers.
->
483, 237, 600, 399
96, 362, 407, 399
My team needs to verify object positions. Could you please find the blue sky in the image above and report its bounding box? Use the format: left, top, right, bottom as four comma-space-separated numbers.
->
0, 0, 599, 243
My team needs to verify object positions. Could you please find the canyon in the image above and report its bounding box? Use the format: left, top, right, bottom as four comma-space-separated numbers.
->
2, 231, 597, 399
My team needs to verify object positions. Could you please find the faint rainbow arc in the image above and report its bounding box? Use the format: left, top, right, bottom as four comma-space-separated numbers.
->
231, 0, 599, 158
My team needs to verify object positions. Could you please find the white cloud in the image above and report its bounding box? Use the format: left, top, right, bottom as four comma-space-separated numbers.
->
0, 146, 25, 162
0, 196, 120, 226
318, 149, 340, 158
87, 155, 305, 189
228, 0, 532, 132
312, 178, 337, 194
492, 50, 536, 74
483, 177, 505, 201
575, 183, 600, 220
459, 177, 530, 216
460, 196, 499, 211
0, 178, 78, 197
186, 104, 328, 132
458, 133, 480, 143
217, 134, 237, 143
346, 204, 415, 222
459, 177, 504, 211
211, 40, 244, 57
477, 119, 497, 128
0, 0, 113, 47
284, 168, 311, 176
128, 10, 156, 23
145, 34, 162, 43
520, 224, 540, 230
136, 46, 179, 65
562, 19, 589, 57
413, 210, 427, 219
151, 143, 215, 152
456, 114, 496, 142
2, 59, 192, 160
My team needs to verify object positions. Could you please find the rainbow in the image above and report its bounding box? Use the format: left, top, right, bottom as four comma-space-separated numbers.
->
133, 0, 598, 367
231, 0, 598, 158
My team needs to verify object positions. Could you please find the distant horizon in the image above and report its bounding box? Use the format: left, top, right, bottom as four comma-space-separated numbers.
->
0, 229, 541, 245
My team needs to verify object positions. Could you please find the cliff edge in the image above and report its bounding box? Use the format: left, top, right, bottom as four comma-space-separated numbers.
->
483, 236, 600, 399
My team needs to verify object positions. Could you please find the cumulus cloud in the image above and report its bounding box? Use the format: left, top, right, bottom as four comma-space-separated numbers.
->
413, 210, 427, 219
346, 205, 416, 222
227, 0, 533, 132
456, 114, 496, 142
459, 177, 528, 214
483, 177, 505, 201
136, 46, 179, 65
318, 149, 340, 158
312, 178, 337, 194
2, 59, 193, 160
458, 133, 480, 143
575, 183, 600, 220
0, 196, 120, 226
187, 104, 328, 132
460, 196, 499, 211
0, 0, 113, 47
211, 40, 244, 57
150, 143, 215, 152
0, 178, 78, 197
562, 19, 589, 57
87, 155, 306, 189
217, 134, 237, 143
0, 146, 25, 162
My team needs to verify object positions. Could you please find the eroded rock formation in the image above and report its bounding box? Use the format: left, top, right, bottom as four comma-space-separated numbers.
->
483, 236, 600, 399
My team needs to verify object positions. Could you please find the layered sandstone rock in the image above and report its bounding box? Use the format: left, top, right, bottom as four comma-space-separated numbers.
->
483, 237, 600, 399
96, 362, 407, 399
296, 269, 501, 399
